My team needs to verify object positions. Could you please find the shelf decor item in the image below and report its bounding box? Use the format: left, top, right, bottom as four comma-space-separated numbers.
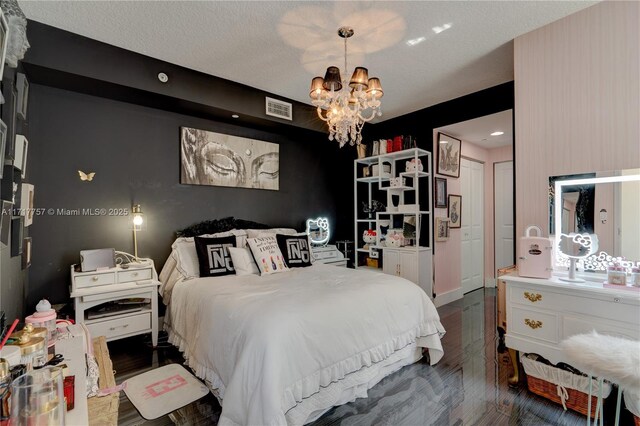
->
448, 194, 462, 228
361, 200, 385, 219
437, 133, 461, 178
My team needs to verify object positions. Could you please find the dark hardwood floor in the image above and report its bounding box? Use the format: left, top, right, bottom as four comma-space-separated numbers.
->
108, 289, 595, 425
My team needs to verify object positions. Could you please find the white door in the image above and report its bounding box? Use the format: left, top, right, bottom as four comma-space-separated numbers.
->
383, 250, 399, 276
461, 158, 484, 294
494, 161, 514, 272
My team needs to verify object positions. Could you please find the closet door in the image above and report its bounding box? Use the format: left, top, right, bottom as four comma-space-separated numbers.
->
461, 158, 484, 294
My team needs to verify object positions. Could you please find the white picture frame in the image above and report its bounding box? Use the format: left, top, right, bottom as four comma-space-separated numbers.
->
0, 9, 8, 81
14, 134, 27, 178
20, 183, 34, 227
16, 73, 28, 120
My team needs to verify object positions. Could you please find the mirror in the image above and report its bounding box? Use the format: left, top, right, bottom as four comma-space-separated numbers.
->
550, 169, 640, 273
306, 217, 330, 246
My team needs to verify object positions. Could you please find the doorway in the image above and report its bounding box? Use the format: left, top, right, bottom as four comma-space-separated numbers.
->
461, 158, 484, 294
494, 161, 515, 271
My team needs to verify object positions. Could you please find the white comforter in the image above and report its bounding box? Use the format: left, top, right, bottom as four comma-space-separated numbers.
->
167, 263, 445, 425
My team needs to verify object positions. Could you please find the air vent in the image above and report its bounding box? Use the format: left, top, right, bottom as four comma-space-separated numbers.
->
265, 97, 292, 121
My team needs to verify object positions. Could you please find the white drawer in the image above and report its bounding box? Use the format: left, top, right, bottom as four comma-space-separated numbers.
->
75, 272, 116, 289
119, 268, 152, 283
511, 307, 558, 343
563, 315, 640, 341
511, 285, 640, 323
87, 312, 151, 340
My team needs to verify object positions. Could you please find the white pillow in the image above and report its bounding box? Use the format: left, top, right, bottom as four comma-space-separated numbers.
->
228, 247, 259, 276
172, 230, 248, 278
245, 228, 297, 238
247, 236, 289, 275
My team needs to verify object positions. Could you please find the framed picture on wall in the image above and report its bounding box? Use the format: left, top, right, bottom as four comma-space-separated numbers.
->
3, 85, 17, 161
0, 200, 10, 245
0, 119, 6, 178
11, 216, 23, 256
434, 177, 447, 208
448, 194, 462, 228
16, 73, 29, 120
22, 237, 32, 269
21, 183, 34, 226
437, 133, 461, 178
435, 217, 450, 242
14, 135, 27, 178
180, 127, 279, 191
0, 10, 8, 81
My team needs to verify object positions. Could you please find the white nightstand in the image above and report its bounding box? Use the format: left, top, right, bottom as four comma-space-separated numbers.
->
312, 245, 348, 267
70, 259, 159, 347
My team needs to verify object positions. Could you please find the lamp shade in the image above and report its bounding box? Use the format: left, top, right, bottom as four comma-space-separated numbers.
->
309, 77, 326, 100
366, 77, 383, 99
349, 67, 369, 90
322, 66, 342, 91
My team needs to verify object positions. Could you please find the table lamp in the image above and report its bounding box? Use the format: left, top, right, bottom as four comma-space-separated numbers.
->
132, 204, 144, 261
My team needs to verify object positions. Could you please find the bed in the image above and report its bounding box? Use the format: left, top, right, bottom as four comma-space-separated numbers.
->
159, 219, 445, 426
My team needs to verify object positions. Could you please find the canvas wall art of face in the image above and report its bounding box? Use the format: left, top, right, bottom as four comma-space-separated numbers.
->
181, 127, 279, 190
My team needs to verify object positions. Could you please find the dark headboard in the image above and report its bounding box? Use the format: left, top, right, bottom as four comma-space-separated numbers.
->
176, 217, 270, 238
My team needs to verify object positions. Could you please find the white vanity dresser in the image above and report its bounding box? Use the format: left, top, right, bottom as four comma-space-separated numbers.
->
502, 273, 640, 384
504, 169, 640, 384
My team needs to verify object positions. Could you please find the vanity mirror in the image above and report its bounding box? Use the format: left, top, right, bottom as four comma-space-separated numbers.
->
550, 169, 640, 275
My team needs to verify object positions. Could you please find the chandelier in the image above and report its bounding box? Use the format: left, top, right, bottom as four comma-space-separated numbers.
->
309, 27, 383, 147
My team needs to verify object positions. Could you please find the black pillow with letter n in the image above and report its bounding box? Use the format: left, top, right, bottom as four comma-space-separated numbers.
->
194, 235, 236, 277
276, 234, 313, 268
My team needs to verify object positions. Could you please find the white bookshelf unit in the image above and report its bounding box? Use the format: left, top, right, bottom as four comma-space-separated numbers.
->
354, 148, 433, 297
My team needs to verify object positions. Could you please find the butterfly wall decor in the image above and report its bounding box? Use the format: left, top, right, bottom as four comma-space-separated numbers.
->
78, 170, 95, 181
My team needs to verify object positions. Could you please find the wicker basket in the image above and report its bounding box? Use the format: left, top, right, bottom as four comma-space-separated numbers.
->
522, 354, 611, 419
527, 375, 600, 418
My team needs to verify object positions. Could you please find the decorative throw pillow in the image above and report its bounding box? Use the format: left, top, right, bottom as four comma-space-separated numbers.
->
246, 228, 298, 238
246, 236, 289, 275
194, 236, 236, 277
276, 234, 313, 268
228, 247, 259, 276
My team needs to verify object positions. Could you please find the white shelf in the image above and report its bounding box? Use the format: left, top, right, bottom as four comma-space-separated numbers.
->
355, 148, 429, 164
381, 186, 414, 191
400, 171, 430, 178
354, 147, 433, 297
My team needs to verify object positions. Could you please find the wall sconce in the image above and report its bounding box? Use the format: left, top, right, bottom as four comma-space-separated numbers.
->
131, 204, 144, 261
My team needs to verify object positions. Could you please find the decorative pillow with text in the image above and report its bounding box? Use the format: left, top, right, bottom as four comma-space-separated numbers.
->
194, 235, 236, 277
247, 236, 289, 275
276, 234, 313, 268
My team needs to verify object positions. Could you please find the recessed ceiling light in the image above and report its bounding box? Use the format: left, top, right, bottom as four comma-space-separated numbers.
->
432, 23, 452, 34
406, 36, 426, 46
490, 131, 504, 136
232, 114, 240, 119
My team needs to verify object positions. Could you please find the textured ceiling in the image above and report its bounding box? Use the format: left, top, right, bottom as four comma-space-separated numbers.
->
19, 1, 596, 121
437, 110, 513, 149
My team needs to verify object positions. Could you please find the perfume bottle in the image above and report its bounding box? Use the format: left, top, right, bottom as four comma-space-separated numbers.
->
270, 256, 277, 270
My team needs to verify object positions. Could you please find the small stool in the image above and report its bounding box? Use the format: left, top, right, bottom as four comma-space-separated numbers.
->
561, 332, 640, 426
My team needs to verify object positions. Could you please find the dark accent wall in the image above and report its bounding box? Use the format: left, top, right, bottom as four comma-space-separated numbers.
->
27, 84, 352, 308
22, 21, 356, 309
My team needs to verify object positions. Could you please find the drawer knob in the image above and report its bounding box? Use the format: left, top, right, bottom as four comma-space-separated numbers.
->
524, 318, 543, 329
132, 272, 139, 277
92, 276, 99, 282
524, 292, 542, 303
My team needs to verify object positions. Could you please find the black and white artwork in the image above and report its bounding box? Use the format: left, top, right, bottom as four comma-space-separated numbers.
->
437, 133, 461, 178
180, 127, 279, 190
